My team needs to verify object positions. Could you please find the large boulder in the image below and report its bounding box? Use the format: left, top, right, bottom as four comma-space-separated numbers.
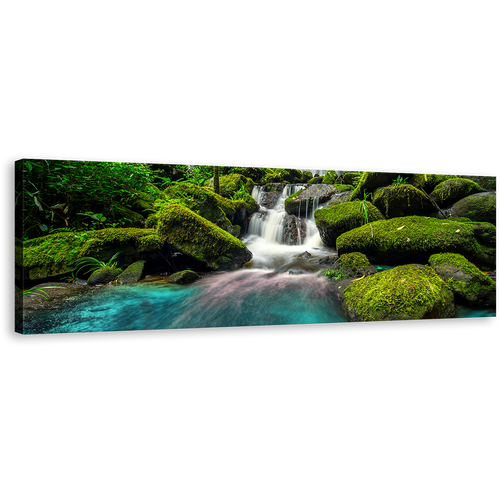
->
156, 183, 252, 230
372, 184, 434, 218
339, 264, 455, 322
336, 216, 496, 270
314, 201, 385, 248
439, 192, 496, 225
284, 184, 340, 216
428, 253, 496, 307
430, 178, 483, 206
409, 173, 458, 193
156, 203, 252, 271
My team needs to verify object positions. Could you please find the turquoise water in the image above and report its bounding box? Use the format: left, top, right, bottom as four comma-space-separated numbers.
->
24, 269, 347, 334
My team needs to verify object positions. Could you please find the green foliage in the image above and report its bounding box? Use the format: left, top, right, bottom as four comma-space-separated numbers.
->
76, 251, 122, 275
392, 175, 409, 186
359, 191, 372, 225
16, 285, 65, 300
16, 159, 159, 239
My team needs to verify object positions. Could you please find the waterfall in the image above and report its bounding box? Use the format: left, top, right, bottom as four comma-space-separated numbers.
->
246, 183, 321, 246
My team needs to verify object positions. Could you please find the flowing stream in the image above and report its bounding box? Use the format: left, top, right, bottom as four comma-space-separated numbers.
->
24, 184, 346, 334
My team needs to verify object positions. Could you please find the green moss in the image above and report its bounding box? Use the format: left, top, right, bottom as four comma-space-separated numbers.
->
349, 172, 405, 201
342, 264, 455, 321
410, 174, 457, 192
334, 184, 354, 192
450, 193, 496, 224
308, 176, 324, 184
324, 252, 373, 281
209, 174, 254, 198
372, 184, 433, 218
116, 260, 146, 284
428, 253, 495, 306
315, 201, 384, 228
430, 178, 483, 206
336, 216, 496, 269
301, 171, 313, 183
322, 171, 338, 184
23, 228, 165, 280
155, 203, 251, 269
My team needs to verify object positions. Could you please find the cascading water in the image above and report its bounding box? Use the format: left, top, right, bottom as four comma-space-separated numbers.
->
244, 183, 328, 269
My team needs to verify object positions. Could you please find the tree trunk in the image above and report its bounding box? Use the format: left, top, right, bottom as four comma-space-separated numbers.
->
213, 166, 220, 195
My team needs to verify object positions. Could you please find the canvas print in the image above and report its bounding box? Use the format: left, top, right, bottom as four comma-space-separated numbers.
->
15, 160, 496, 334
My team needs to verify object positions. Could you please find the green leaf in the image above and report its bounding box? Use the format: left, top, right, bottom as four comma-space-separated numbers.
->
33, 195, 43, 211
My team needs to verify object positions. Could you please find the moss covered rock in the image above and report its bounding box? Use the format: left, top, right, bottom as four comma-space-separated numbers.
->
340, 264, 455, 321
156, 203, 252, 270
410, 173, 458, 193
324, 252, 377, 281
336, 216, 496, 270
87, 266, 123, 286
116, 260, 146, 284
301, 170, 313, 183
314, 201, 385, 248
428, 253, 496, 307
349, 172, 409, 201
307, 176, 324, 184
372, 184, 434, 218
322, 171, 339, 184
23, 228, 165, 281
430, 178, 483, 206
442, 192, 496, 225
169, 269, 200, 284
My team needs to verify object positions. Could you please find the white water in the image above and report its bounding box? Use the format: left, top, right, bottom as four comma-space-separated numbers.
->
244, 184, 328, 269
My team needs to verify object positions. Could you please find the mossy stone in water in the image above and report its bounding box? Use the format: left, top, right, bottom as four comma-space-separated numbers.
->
307, 176, 324, 184
430, 178, 483, 206
169, 270, 200, 284
156, 203, 252, 271
314, 201, 384, 248
372, 184, 434, 218
341, 264, 455, 321
87, 267, 123, 286
116, 260, 146, 284
324, 252, 377, 281
428, 253, 496, 307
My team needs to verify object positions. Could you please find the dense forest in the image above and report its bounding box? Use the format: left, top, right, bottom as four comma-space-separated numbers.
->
15, 160, 276, 240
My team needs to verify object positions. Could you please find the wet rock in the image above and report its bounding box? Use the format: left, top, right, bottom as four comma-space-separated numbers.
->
116, 260, 146, 284
87, 267, 123, 286
169, 270, 200, 284
284, 184, 340, 216
259, 191, 281, 209
297, 251, 312, 258
318, 255, 338, 266
282, 214, 307, 245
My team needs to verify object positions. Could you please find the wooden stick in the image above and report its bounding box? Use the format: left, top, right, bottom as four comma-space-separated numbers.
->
421, 189, 449, 218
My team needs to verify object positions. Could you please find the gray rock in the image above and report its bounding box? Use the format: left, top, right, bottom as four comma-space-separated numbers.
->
284, 184, 340, 216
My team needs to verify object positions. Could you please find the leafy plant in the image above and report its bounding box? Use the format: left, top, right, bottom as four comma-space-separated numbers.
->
392, 175, 409, 186
358, 191, 372, 225
75, 251, 122, 275
16, 285, 65, 300
61, 271, 79, 283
